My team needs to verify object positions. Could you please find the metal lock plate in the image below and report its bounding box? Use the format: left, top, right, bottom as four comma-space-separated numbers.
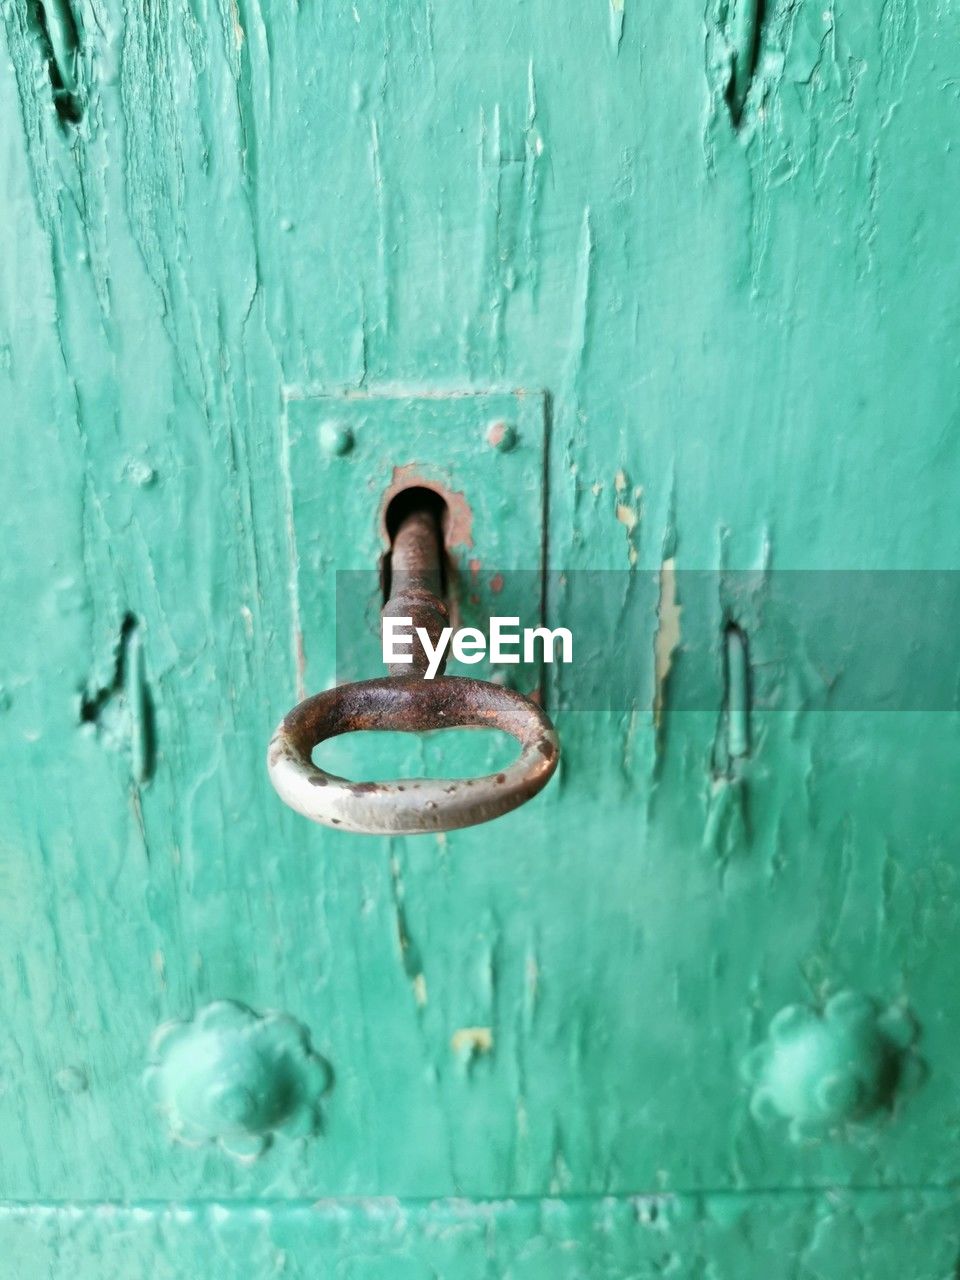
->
282, 389, 548, 696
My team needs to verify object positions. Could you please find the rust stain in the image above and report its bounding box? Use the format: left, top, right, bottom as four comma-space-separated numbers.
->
380, 465, 474, 550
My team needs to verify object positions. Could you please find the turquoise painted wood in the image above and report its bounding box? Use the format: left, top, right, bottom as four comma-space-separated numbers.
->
3, 0, 960, 1271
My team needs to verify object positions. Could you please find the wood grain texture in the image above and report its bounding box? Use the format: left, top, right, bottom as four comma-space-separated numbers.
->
2, 0, 960, 1267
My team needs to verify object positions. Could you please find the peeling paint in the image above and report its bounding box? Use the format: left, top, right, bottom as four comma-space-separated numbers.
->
614, 469, 642, 566
653, 558, 681, 729
451, 1026, 493, 1057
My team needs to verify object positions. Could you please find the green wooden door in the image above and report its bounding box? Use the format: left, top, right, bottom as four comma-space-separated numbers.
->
4, 0, 960, 1273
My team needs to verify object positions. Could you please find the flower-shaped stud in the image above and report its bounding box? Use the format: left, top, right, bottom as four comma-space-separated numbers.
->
143, 1000, 332, 1160
742, 990, 923, 1142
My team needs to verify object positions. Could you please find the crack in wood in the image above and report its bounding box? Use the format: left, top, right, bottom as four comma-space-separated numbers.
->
28, 0, 82, 127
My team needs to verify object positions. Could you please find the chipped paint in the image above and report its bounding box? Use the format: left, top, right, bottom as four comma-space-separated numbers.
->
653, 558, 681, 729
614, 470, 642, 566
451, 1026, 494, 1057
